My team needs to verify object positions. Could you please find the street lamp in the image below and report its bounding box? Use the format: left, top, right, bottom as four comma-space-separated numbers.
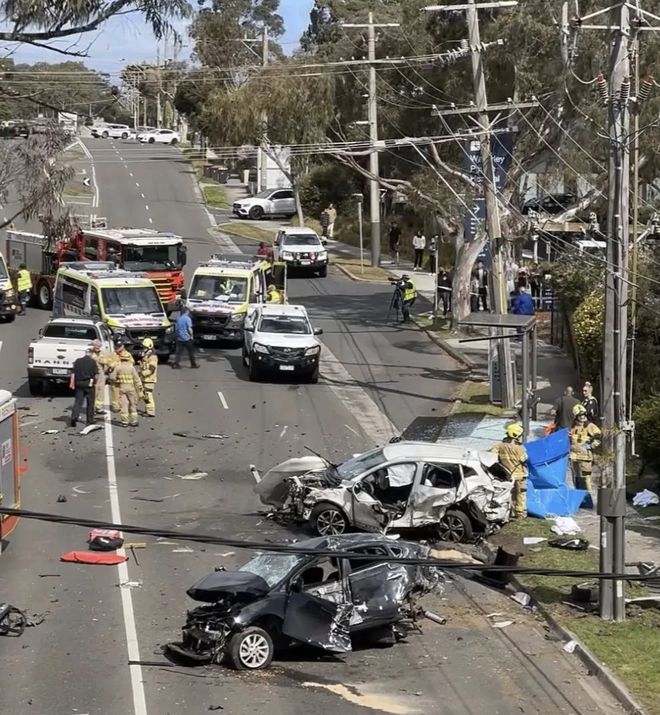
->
352, 193, 365, 274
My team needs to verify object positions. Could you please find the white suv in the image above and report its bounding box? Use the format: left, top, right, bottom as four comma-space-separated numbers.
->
243, 303, 323, 383
232, 189, 296, 220
138, 128, 180, 145
92, 123, 130, 139
273, 227, 328, 277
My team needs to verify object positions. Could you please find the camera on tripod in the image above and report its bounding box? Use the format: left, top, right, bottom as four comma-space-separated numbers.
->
387, 275, 411, 322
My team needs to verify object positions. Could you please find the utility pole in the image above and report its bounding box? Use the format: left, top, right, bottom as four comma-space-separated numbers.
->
156, 41, 162, 128
425, 0, 521, 409
260, 26, 269, 193
342, 13, 399, 267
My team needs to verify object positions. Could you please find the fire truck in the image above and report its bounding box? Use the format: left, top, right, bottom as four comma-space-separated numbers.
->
5, 222, 186, 309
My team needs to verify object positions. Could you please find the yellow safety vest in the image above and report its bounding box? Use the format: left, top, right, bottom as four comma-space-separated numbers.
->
139, 354, 158, 385
403, 282, 416, 302
267, 289, 284, 304
17, 269, 31, 292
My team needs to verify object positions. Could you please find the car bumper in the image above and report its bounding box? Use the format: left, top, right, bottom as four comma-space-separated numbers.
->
119, 329, 175, 356
252, 352, 319, 373
0, 301, 18, 316
232, 204, 251, 217
192, 315, 243, 342
28, 366, 72, 381
283, 258, 328, 269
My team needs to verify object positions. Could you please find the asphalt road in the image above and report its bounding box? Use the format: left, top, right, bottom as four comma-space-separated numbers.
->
0, 138, 623, 715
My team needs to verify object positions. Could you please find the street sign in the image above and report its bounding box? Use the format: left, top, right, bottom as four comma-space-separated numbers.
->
464, 197, 486, 242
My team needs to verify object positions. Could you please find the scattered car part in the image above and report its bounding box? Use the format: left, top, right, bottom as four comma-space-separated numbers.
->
0, 604, 27, 637
548, 537, 590, 551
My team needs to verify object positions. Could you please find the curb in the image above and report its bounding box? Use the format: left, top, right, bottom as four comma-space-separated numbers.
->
334, 263, 391, 285
411, 317, 477, 371
483, 543, 646, 715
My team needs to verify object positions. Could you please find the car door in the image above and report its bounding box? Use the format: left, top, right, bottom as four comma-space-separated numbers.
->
351, 462, 418, 531
408, 462, 464, 526
270, 190, 294, 215
344, 546, 407, 628
244, 305, 259, 353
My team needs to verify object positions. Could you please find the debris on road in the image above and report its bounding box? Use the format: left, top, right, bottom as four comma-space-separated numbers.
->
203, 433, 227, 440
56, 494, 67, 503
491, 620, 514, 629
0, 604, 27, 637
177, 471, 208, 480
88, 529, 124, 551
118, 580, 143, 590
510, 592, 532, 608
423, 609, 447, 625
60, 551, 128, 565
131, 495, 165, 502
632, 489, 659, 508
165, 535, 443, 670
41, 429, 59, 435
172, 432, 227, 441
563, 640, 578, 653
551, 517, 582, 535
72, 486, 91, 494
548, 537, 590, 551
172, 546, 194, 553
523, 537, 547, 545
80, 424, 103, 435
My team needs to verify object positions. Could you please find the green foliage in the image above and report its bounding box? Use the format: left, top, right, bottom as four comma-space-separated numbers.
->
572, 291, 604, 384
298, 164, 360, 218
633, 395, 660, 471
548, 255, 604, 312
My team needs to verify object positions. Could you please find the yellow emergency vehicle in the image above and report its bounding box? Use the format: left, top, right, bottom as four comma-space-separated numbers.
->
52, 262, 175, 360
0, 251, 18, 322
187, 253, 285, 343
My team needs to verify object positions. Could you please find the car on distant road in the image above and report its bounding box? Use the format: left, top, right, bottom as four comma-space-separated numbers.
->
273, 226, 328, 277
254, 442, 513, 542
127, 125, 155, 140
91, 123, 130, 139
138, 128, 180, 145
521, 192, 576, 216
232, 188, 296, 220
27, 318, 113, 396
242, 303, 323, 383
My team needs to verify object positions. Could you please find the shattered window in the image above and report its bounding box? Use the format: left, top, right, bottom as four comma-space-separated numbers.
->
239, 553, 304, 588
422, 463, 462, 489
336, 448, 385, 481
346, 546, 388, 572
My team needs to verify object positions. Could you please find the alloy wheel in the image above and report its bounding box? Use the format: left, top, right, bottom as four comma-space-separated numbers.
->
316, 509, 346, 535
238, 632, 271, 668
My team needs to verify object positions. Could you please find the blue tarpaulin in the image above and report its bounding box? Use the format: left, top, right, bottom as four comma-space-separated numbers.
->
525, 429, 591, 517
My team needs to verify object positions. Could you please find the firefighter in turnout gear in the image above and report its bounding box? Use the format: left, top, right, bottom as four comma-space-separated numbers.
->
491, 422, 528, 518
90, 340, 115, 414
110, 341, 142, 426
569, 404, 601, 492
108, 341, 134, 413
138, 337, 158, 417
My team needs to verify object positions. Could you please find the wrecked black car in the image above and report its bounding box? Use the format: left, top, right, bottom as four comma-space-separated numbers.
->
165, 534, 443, 670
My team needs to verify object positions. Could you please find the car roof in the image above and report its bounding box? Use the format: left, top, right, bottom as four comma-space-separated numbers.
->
47, 317, 98, 326
259, 304, 309, 318
83, 228, 182, 245
278, 226, 318, 236
381, 440, 491, 463
292, 533, 422, 552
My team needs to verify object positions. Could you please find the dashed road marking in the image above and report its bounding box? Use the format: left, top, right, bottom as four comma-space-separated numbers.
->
148, 217, 153, 224
135, 182, 140, 187
145, 205, 149, 211
217, 391, 228, 409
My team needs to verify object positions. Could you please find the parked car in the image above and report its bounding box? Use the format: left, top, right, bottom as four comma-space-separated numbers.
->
243, 303, 323, 383
27, 318, 114, 395
91, 124, 130, 139
522, 192, 576, 216
273, 227, 328, 277
232, 189, 296, 220
165, 534, 443, 670
138, 128, 180, 145
253, 442, 513, 543
128, 125, 155, 139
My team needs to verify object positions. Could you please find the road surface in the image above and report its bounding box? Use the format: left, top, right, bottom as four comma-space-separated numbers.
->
0, 138, 622, 715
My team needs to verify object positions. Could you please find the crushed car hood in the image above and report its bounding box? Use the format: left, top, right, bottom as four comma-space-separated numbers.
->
254, 456, 329, 507
186, 571, 270, 603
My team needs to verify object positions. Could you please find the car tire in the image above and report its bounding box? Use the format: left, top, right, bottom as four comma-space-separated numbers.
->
37, 281, 52, 310
317, 265, 328, 277
102, 131, 108, 138
4, 313, 15, 323
248, 354, 261, 381
310, 503, 348, 536
436, 509, 473, 543
121, 132, 128, 139
249, 206, 264, 220
170, 138, 178, 145
307, 365, 319, 384
148, 136, 155, 144
228, 627, 274, 670
28, 378, 43, 396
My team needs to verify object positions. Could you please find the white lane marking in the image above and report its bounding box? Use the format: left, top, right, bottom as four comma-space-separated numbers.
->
135, 182, 140, 188
77, 139, 100, 208
279, 425, 288, 439
102, 392, 148, 715
148, 217, 153, 224
140, 193, 145, 199
145, 205, 149, 211
344, 423, 361, 438
217, 391, 228, 409
129, 172, 134, 177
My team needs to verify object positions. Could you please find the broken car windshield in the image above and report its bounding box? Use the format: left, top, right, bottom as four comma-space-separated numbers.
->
190, 275, 247, 304
239, 553, 304, 588
336, 448, 385, 481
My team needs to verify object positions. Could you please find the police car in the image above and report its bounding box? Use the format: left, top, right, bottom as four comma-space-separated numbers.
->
242, 303, 323, 383
273, 227, 328, 277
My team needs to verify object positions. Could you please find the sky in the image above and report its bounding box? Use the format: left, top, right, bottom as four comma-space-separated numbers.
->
4, 0, 315, 78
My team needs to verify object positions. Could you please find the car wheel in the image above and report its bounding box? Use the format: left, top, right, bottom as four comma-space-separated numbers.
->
249, 206, 264, 220
242, 343, 249, 367
310, 503, 348, 536
102, 131, 109, 138
121, 132, 128, 139
170, 138, 178, 145
28, 378, 43, 397
148, 136, 155, 144
318, 265, 328, 277
4, 313, 15, 323
228, 627, 274, 670
307, 365, 319, 384
248, 354, 261, 381
36, 281, 52, 310
436, 509, 473, 543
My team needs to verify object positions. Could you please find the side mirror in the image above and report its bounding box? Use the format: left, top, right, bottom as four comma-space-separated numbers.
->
180, 246, 187, 267
289, 579, 302, 593
313, 327, 323, 336
244, 324, 254, 332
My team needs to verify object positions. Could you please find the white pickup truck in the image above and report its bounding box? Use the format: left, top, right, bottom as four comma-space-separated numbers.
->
27, 318, 113, 396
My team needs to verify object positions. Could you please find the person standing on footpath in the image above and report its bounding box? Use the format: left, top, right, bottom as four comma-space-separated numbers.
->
437, 268, 453, 316
70, 346, 98, 428
325, 203, 337, 239
319, 207, 330, 238
551, 386, 581, 430
426, 234, 438, 273
172, 306, 199, 369
388, 221, 401, 264
582, 381, 600, 424
569, 404, 601, 491
412, 230, 426, 271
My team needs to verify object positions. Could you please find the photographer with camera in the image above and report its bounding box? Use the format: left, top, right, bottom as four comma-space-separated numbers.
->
388, 274, 417, 323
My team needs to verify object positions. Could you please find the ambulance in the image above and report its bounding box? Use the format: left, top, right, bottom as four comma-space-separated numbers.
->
52, 262, 175, 359
0, 251, 18, 322
187, 254, 285, 343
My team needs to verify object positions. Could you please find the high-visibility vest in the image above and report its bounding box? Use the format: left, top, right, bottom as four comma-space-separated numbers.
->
403, 282, 416, 302
17, 269, 31, 292
267, 289, 284, 304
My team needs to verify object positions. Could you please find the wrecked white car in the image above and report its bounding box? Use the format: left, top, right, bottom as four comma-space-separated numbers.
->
165, 535, 442, 670
253, 442, 513, 543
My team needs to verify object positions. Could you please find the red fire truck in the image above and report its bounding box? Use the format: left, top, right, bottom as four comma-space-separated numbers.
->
6, 225, 186, 308
0, 389, 22, 543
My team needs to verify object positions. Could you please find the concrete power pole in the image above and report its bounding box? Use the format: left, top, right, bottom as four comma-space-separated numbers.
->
343, 13, 399, 267
260, 26, 269, 192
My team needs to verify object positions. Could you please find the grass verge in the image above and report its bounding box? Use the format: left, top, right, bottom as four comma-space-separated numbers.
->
219, 221, 274, 243
333, 257, 391, 282
202, 184, 229, 209
453, 380, 512, 417
493, 518, 660, 714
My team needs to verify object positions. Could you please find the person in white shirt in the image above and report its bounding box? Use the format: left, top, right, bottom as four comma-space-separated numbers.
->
412, 230, 426, 271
